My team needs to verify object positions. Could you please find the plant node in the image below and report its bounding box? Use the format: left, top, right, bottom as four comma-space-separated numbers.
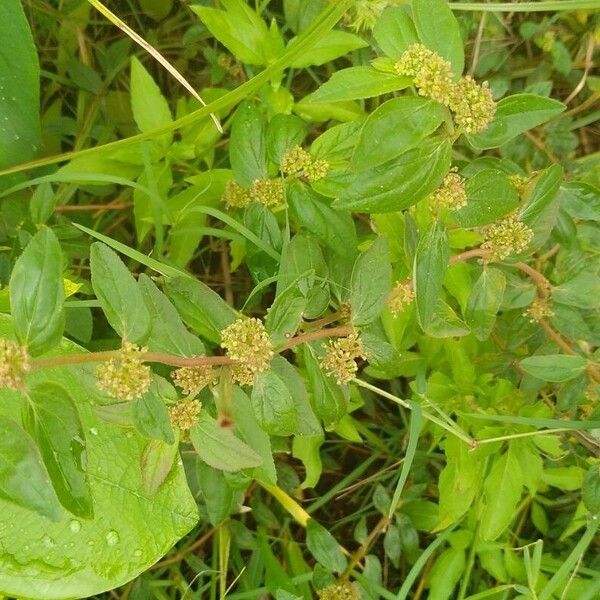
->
96, 342, 151, 400
0, 339, 30, 391
388, 279, 415, 316
169, 399, 202, 432
481, 215, 533, 262
320, 331, 366, 384
433, 168, 467, 211
172, 364, 217, 397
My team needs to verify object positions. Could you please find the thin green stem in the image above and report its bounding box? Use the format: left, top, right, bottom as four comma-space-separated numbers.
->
450, 1, 600, 12
475, 428, 571, 446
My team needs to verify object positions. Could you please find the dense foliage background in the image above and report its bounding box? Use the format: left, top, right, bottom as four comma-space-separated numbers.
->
0, 0, 600, 599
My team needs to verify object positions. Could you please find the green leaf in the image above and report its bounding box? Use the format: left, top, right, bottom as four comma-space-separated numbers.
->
0, 317, 197, 599
229, 101, 268, 186
190, 412, 262, 472
350, 237, 392, 326
310, 67, 410, 103
140, 438, 179, 495
306, 519, 347, 574
0, 415, 62, 521
30, 182, 56, 225
428, 547, 466, 600
130, 56, 172, 147
414, 222, 449, 330
333, 139, 451, 213
265, 114, 307, 165
373, 7, 419, 59
251, 370, 297, 436
24, 383, 92, 518
480, 446, 524, 540
138, 274, 205, 357
90, 242, 151, 343
520, 355, 588, 383
352, 97, 445, 171
289, 30, 367, 68
454, 170, 520, 227
465, 268, 506, 341
191, 0, 269, 65
10, 228, 65, 356
468, 94, 565, 150
311, 120, 363, 163
132, 390, 175, 444
197, 462, 236, 526
266, 274, 309, 346
164, 276, 237, 344
552, 272, 600, 310
292, 435, 324, 489
582, 465, 600, 515
412, 0, 464, 76
0, 0, 41, 169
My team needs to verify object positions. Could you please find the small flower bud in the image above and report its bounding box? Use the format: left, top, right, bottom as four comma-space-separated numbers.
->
222, 180, 251, 209
481, 215, 534, 262
432, 168, 467, 211
388, 279, 415, 317
281, 145, 312, 176
317, 582, 360, 600
448, 76, 496, 133
523, 298, 554, 323
172, 363, 217, 397
304, 158, 330, 183
509, 174, 530, 197
221, 318, 274, 386
0, 339, 30, 390
395, 44, 436, 78
169, 399, 201, 432
320, 331, 366, 385
250, 178, 285, 208
96, 342, 151, 400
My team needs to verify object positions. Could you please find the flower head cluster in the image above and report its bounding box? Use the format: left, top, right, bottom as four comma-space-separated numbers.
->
448, 76, 496, 133
220, 318, 274, 386
317, 582, 360, 600
523, 298, 554, 323
388, 279, 415, 317
433, 169, 467, 211
320, 331, 366, 385
172, 363, 217, 397
281, 146, 330, 183
96, 342, 151, 400
342, 0, 400, 31
250, 178, 285, 208
222, 180, 251, 209
509, 174, 530, 197
395, 44, 496, 133
0, 339, 30, 390
169, 399, 201, 432
481, 215, 534, 262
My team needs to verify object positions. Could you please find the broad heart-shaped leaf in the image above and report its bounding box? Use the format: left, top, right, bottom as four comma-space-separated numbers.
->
414, 222, 449, 330
90, 242, 151, 343
352, 97, 445, 171
454, 170, 520, 227
480, 445, 524, 541
467, 94, 565, 150
306, 519, 347, 574
310, 67, 410, 103
138, 274, 205, 357
190, 412, 263, 472
251, 370, 297, 436
0, 316, 197, 600
229, 101, 268, 186
0, 415, 62, 522
0, 0, 41, 169
23, 383, 92, 519
350, 236, 392, 326
164, 276, 237, 344
520, 355, 588, 383
373, 7, 419, 59
465, 268, 506, 341
333, 138, 451, 213
412, 0, 464, 76
130, 56, 172, 148
10, 228, 65, 356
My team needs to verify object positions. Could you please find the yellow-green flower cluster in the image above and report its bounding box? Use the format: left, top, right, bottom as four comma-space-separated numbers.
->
342, 1, 401, 31
388, 279, 415, 317
250, 178, 285, 208
220, 318, 274, 386
0, 339, 30, 390
481, 215, 534, 262
96, 342, 151, 400
523, 298, 554, 323
222, 180, 251, 209
509, 174, 530, 197
172, 363, 217, 397
395, 44, 496, 133
281, 145, 330, 183
433, 169, 468, 211
317, 582, 360, 600
169, 399, 201, 432
320, 331, 366, 385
